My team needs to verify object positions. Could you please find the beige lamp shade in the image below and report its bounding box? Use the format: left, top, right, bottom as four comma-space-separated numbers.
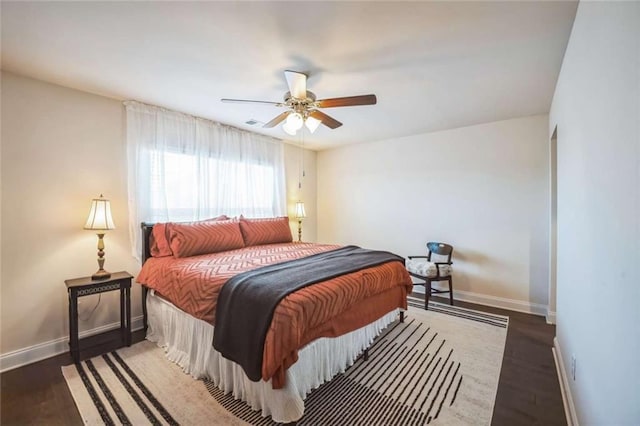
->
295, 201, 306, 219
84, 195, 116, 230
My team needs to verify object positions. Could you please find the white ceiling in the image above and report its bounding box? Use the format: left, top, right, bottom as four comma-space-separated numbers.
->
1, 1, 577, 150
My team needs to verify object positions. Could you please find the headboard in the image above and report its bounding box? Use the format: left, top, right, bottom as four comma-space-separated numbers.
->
140, 222, 155, 331
141, 222, 155, 264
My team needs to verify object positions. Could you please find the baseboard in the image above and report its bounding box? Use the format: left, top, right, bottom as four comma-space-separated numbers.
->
0, 315, 144, 373
553, 337, 579, 426
546, 309, 557, 324
412, 285, 548, 316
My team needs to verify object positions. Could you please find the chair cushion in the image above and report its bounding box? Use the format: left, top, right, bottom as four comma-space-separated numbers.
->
406, 259, 452, 278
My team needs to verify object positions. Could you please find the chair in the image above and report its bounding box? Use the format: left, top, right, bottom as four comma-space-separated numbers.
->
406, 242, 454, 310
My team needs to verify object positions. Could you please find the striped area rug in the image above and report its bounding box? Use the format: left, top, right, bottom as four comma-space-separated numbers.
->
62, 298, 507, 425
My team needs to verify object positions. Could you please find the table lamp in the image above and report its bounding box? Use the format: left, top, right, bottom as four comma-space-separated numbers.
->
84, 194, 116, 280
295, 201, 306, 242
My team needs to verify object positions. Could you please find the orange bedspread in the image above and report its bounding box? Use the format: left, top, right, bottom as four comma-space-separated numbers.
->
137, 242, 413, 387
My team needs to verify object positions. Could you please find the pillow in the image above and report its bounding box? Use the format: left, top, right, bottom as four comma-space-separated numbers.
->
149, 215, 230, 258
406, 259, 453, 278
150, 223, 173, 257
239, 216, 293, 247
169, 219, 244, 258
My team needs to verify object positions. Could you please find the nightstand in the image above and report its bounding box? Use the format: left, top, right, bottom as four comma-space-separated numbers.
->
65, 271, 133, 363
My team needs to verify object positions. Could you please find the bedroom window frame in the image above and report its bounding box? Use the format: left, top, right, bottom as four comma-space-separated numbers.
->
125, 100, 286, 260
146, 148, 279, 222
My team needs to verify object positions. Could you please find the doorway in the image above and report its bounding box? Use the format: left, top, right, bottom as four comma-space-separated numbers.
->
548, 126, 558, 324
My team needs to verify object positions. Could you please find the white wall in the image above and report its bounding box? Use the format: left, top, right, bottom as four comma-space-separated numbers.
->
0, 72, 317, 369
549, 2, 640, 424
318, 115, 550, 313
1, 71, 140, 364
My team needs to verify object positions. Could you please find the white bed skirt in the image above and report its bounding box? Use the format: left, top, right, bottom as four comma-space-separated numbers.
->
145, 291, 399, 423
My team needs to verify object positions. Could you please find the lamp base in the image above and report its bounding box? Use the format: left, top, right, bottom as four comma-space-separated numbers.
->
91, 269, 111, 280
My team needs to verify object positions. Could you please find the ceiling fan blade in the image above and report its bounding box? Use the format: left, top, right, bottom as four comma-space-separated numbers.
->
221, 98, 284, 106
284, 70, 307, 99
316, 94, 377, 108
309, 110, 343, 129
263, 111, 290, 128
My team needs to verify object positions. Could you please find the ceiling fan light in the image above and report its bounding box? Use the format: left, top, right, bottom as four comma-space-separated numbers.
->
285, 112, 304, 130
282, 121, 298, 136
305, 116, 321, 134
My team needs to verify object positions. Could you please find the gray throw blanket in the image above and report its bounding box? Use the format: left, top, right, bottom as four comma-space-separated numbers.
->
212, 245, 404, 382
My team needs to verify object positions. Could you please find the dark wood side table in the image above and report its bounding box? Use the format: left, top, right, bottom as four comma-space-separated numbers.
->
65, 271, 133, 363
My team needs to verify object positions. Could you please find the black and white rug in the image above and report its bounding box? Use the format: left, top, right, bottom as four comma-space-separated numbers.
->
62, 298, 508, 425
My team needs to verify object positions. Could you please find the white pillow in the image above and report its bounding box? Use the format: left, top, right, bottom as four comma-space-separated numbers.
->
406, 258, 452, 278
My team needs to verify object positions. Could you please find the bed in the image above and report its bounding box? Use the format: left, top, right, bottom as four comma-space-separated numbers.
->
136, 218, 412, 422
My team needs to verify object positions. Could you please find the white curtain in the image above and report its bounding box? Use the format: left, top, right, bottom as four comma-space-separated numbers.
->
125, 101, 286, 260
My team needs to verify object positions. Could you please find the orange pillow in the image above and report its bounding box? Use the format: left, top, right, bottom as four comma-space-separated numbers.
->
150, 223, 173, 257
239, 216, 293, 247
150, 215, 231, 258
169, 219, 244, 258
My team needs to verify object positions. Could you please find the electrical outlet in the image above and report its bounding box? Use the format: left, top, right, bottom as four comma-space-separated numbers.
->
571, 355, 576, 381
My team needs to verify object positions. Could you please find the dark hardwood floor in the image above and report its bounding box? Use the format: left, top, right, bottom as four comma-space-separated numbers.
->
1, 295, 565, 425
428, 295, 567, 426
1, 329, 147, 426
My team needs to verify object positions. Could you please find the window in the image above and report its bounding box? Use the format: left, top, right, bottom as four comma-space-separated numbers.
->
125, 101, 286, 259
148, 150, 278, 221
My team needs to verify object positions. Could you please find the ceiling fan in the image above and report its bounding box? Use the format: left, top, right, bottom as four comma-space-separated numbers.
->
221, 70, 377, 135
